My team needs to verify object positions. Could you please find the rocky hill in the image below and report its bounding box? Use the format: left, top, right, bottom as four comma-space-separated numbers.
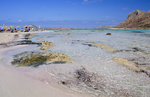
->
116, 10, 150, 29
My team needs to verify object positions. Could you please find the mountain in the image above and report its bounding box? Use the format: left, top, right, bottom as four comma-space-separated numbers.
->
116, 10, 150, 29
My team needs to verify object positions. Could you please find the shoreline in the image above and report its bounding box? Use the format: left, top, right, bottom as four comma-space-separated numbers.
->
109, 27, 150, 30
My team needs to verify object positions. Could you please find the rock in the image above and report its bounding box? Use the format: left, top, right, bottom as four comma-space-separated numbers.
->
106, 33, 111, 35
116, 10, 150, 29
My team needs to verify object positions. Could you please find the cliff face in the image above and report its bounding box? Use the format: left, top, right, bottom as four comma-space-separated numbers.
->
117, 10, 150, 29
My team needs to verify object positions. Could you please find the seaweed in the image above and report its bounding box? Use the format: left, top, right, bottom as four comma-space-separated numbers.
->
14, 40, 41, 45
11, 51, 72, 67
40, 41, 55, 50
12, 55, 47, 67
113, 57, 150, 77
131, 31, 144, 33
83, 42, 117, 52
60, 67, 132, 97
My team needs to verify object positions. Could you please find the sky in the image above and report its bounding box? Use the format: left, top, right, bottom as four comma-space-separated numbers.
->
0, 0, 150, 28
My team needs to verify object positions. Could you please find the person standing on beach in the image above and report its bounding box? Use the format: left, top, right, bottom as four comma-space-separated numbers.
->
11, 27, 14, 33
24, 27, 29, 32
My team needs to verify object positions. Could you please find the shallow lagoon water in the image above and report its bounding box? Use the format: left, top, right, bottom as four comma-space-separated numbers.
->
4, 29, 150, 97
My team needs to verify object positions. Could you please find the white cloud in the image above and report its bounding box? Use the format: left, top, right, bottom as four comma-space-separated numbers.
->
18, 19, 23, 23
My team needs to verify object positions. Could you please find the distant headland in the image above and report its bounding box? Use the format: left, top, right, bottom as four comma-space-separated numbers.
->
98, 10, 150, 29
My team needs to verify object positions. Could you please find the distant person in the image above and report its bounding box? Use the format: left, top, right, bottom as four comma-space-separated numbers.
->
29, 27, 31, 31
21, 28, 24, 32
24, 27, 29, 32
14, 28, 18, 32
1, 28, 3, 32
11, 28, 14, 33
28, 27, 30, 31
31, 27, 34, 31
8, 27, 11, 31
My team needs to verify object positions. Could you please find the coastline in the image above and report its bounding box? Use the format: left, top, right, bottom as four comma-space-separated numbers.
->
109, 27, 150, 30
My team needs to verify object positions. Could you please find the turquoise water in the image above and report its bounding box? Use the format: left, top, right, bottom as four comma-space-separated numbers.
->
46, 28, 150, 33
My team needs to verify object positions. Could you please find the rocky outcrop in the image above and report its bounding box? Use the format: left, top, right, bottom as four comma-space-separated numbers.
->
116, 10, 150, 29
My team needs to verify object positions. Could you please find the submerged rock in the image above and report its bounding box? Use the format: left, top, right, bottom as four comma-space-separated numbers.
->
11, 51, 72, 67
24, 34, 33, 39
106, 33, 112, 35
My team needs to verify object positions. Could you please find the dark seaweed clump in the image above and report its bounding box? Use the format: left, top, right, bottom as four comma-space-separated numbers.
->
11, 51, 47, 67
114, 47, 145, 53
14, 40, 41, 45
131, 31, 144, 33
61, 67, 131, 97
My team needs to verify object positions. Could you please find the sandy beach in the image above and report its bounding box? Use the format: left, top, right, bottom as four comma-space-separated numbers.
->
0, 29, 150, 97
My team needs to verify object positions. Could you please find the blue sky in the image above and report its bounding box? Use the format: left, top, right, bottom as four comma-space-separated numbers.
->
0, 0, 150, 28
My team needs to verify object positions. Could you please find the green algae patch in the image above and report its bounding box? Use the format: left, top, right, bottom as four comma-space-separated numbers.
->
40, 41, 55, 50
113, 57, 141, 72
35, 38, 42, 40
113, 57, 150, 77
46, 52, 72, 63
11, 51, 72, 67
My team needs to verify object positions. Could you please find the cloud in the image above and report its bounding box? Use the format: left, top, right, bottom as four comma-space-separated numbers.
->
18, 19, 23, 23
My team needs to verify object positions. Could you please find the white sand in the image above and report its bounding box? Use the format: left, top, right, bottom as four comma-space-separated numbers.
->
0, 33, 19, 44
0, 33, 93, 97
